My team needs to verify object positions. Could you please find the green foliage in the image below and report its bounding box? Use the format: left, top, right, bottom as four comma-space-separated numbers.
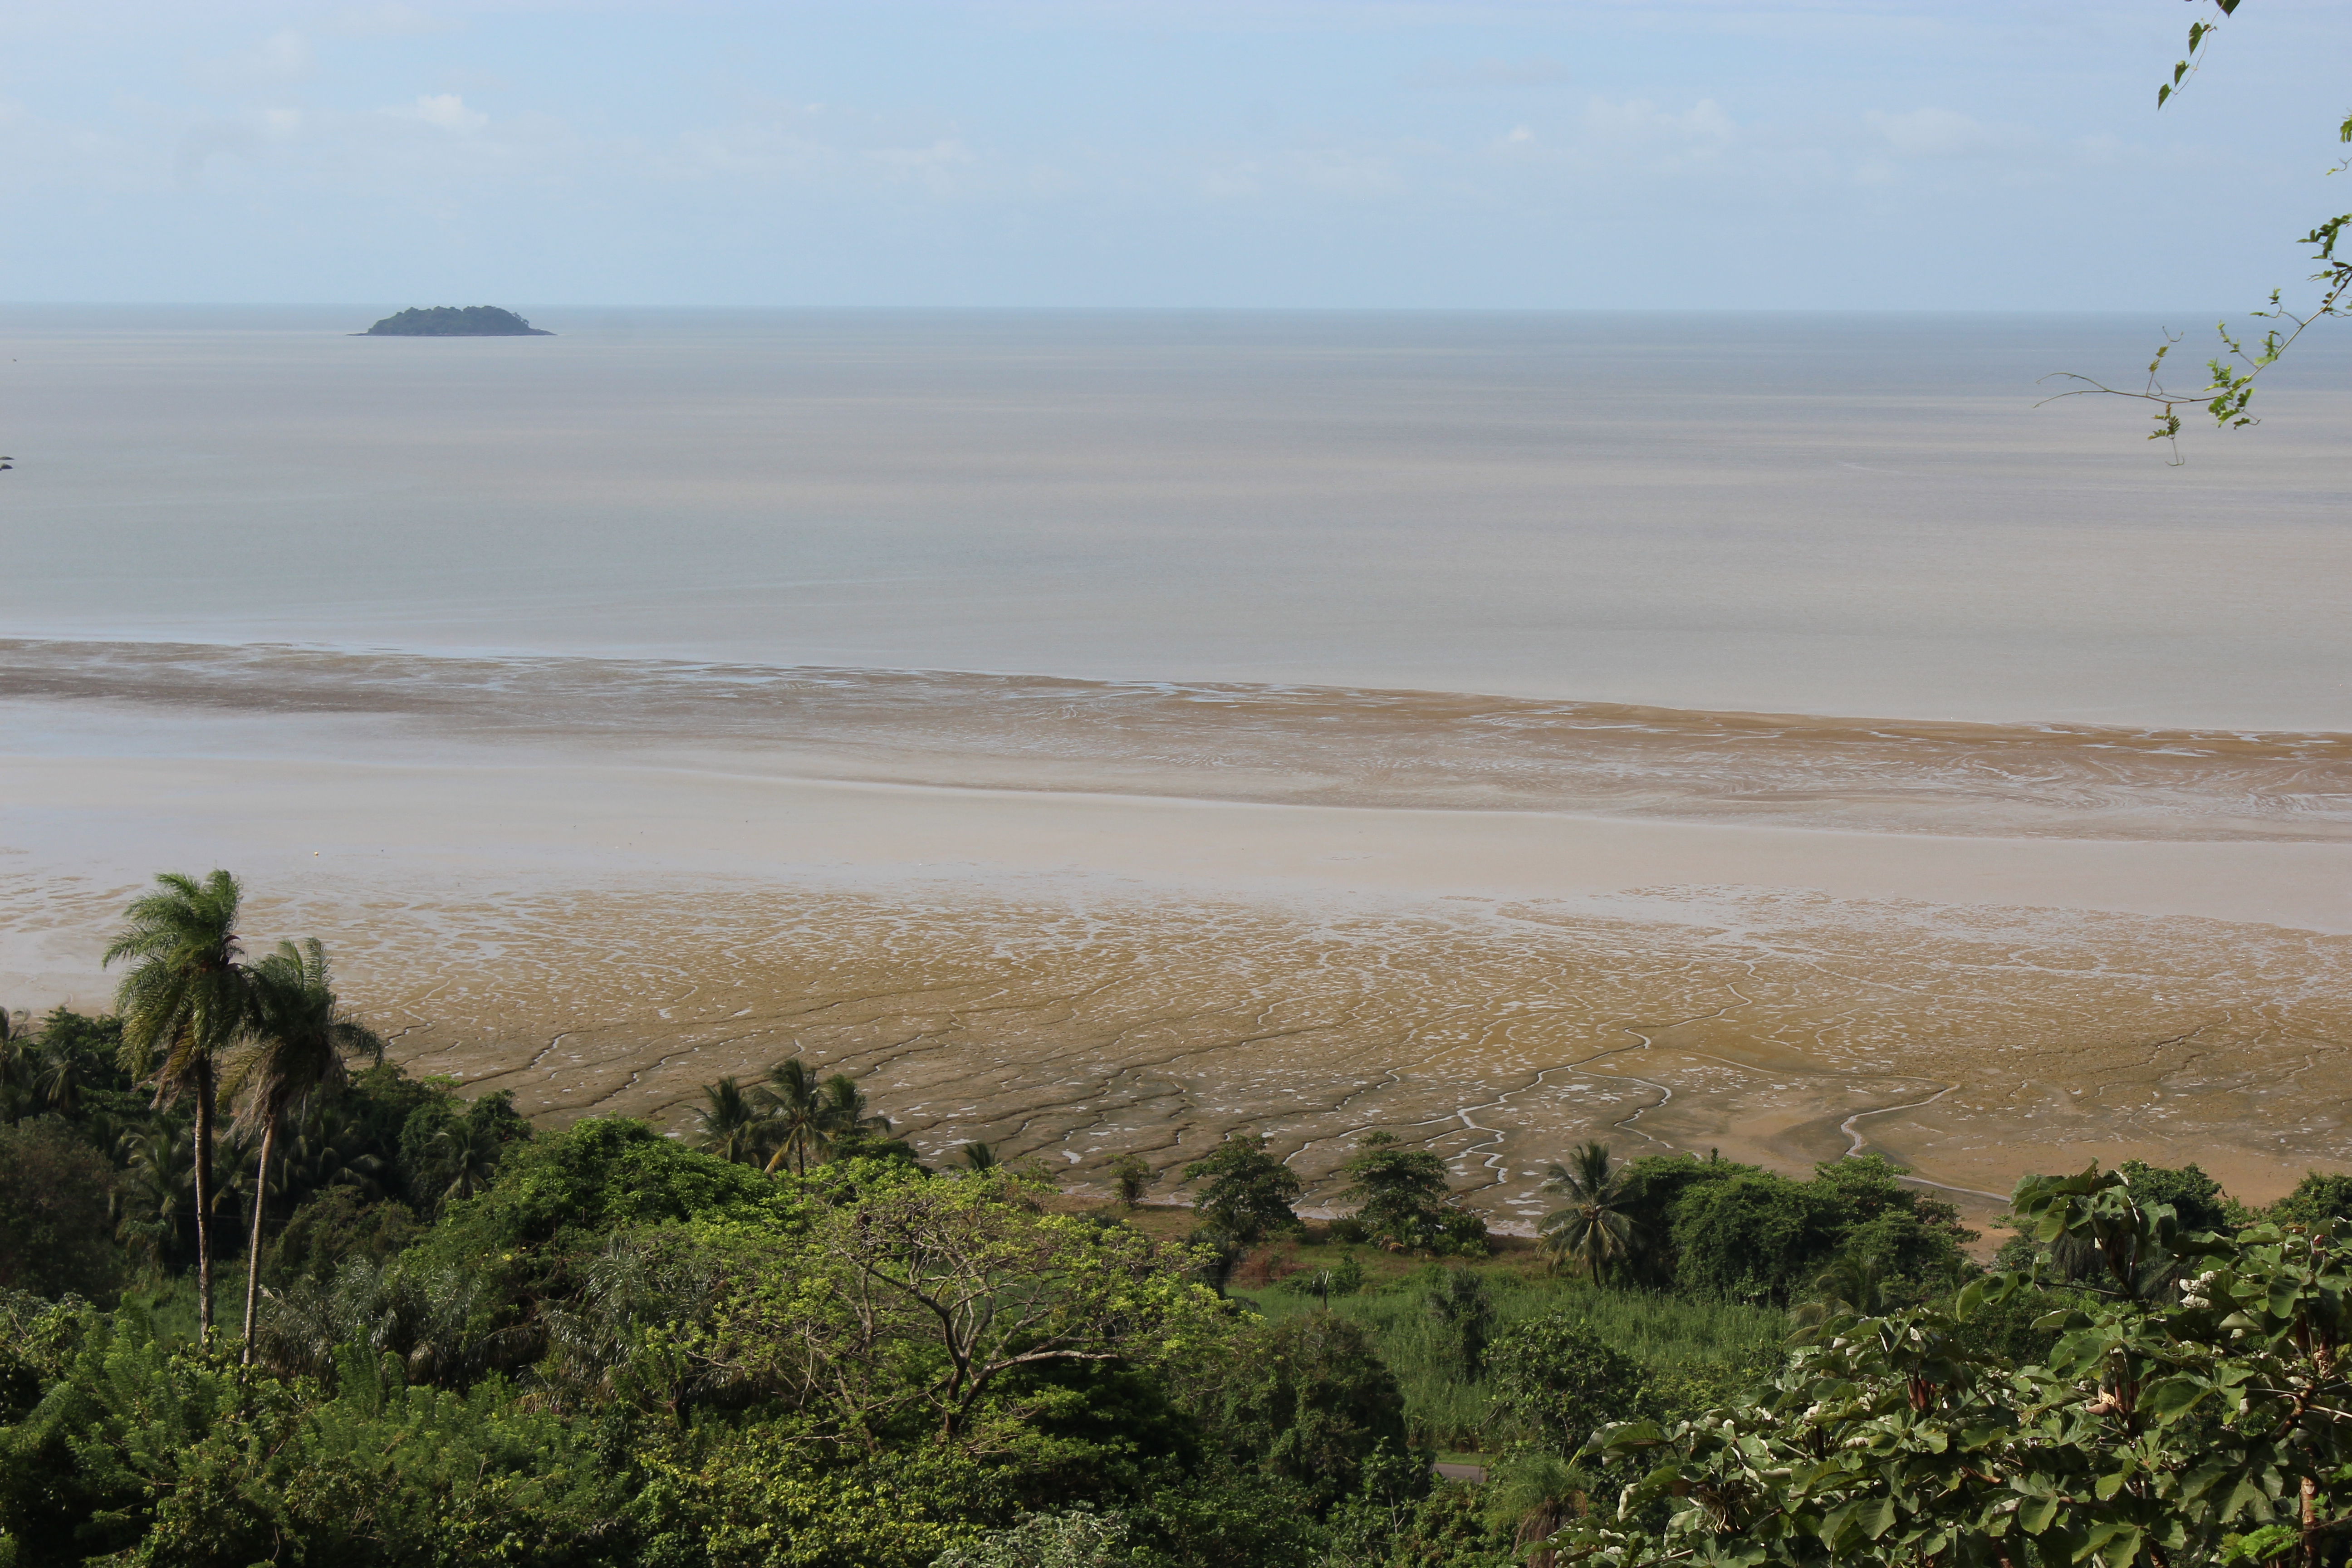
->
1424, 1269, 1494, 1380
1547, 1166, 2352, 1568
1328, 1471, 1513, 1568
1281, 1250, 1367, 1301
1617, 1152, 1973, 1305
635, 1424, 1019, 1568
1484, 1311, 1647, 1457
263, 1186, 421, 1287
2273, 1169, 2352, 1229
1218, 1310, 1409, 1513
931, 1504, 1129, 1568
1240, 1272, 1782, 1453
710, 1171, 1220, 1443
1110, 1152, 1154, 1205
1182, 1137, 1303, 1243
397, 1084, 532, 1215
0, 1311, 631, 1566
2117, 1159, 2234, 1234
439, 1114, 788, 1248
1539, 1142, 1648, 1284
1340, 1134, 1457, 1253
0, 1119, 124, 1299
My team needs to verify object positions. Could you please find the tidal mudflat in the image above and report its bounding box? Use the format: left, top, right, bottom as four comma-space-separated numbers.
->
7, 309, 2351, 1225
6, 663, 2347, 1230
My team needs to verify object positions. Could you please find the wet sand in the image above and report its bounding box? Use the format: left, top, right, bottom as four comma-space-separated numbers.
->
10, 310, 2352, 1230
6, 683, 2348, 1226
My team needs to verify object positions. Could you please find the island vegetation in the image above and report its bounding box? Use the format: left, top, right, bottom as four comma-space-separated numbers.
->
0, 869, 2346, 1567
361, 306, 551, 337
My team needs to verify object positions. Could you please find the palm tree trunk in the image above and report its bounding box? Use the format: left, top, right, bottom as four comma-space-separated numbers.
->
241, 1112, 276, 1363
192, 1058, 216, 1342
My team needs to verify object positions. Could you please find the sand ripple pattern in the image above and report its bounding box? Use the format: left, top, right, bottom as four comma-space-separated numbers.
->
183, 876, 2351, 1221
6, 639, 2351, 841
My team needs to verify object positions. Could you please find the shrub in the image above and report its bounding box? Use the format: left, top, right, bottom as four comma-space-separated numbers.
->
1485, 1312, 1647, 1456
0, 1119, 123, 1300
1181, 1137, 1303, 1243
1219, 1310, 1409, 1512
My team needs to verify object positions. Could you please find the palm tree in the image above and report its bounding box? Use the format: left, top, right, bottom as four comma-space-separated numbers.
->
815, 1072, 891, 1160
693, 1076, 767, 1165
959, 1140, 999, 1173
0, 1017, 28, 1124
1482, 1453, 1590, 1568
28, 1042, 81, 1117
430, 1117, 508, 1206
277, 1100, 386, 1202
225, 939, 384, 1361
758, 1058, 826, 1175
113, 1115, 197, 1278
1537, 1142, 1646, 1285
104, 869, 253, 1341
1789, 1251, 1896, 1339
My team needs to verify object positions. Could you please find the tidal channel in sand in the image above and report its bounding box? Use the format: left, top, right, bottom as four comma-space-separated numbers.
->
6, 670, 2349, 1230
7, 310, 2351, 1226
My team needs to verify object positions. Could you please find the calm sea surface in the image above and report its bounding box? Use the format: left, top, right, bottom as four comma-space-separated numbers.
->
5, 306, 2350, 728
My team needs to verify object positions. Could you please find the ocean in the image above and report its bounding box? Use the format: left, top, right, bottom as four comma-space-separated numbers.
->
6, 305, 2350, 727
6, 306, 2350, 1211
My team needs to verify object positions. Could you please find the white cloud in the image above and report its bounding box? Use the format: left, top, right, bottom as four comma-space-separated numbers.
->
1865, 107, 1999, 159
1412, 58, 1570, 90
333, 3, 443, 36
669, 122, 836, 179
1202, 162, 1261, 198
867, 137, 976, 191
1583, 97, 1737, 148
194, 30, 314, 91
394, 93, 487, 132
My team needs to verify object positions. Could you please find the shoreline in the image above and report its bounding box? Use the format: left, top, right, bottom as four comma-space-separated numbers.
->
7, 698, 2349, 1218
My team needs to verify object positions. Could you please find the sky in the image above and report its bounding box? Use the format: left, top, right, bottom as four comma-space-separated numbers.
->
0, 0, 2346, 309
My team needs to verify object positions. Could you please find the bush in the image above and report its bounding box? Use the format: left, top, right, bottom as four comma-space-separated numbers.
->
1623, 1153, 1973, 1304
1182, 1138, 1303, 1243
2272, 1170, 2352, 1228
930, 1505, 1127, 1568
1484, 1312, 1647, 1456
0, 1119, 123, 1300
1220, 1311, 1409, 1512
264, 1187, 420, 1287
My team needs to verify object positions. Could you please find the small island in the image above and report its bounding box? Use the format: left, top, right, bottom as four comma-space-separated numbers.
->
361, 305, 552, 336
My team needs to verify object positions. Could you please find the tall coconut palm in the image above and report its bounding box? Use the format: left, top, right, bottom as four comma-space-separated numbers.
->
693, 1076, 767, 1165
226, 938, 383, 1361
1537, 1141, 1646, 1285
758, 1058, 826, 1176
104, 869, 253, 1341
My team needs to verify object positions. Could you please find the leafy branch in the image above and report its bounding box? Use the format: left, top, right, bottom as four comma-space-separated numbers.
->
2041, 0, 2352, 462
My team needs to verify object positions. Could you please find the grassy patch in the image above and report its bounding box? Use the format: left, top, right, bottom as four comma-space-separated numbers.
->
1233, 1266, 1783, 1453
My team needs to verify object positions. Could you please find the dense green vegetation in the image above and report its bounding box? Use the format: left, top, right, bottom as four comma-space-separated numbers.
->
361, 306, 550, 336
2, 870, 2348, 1566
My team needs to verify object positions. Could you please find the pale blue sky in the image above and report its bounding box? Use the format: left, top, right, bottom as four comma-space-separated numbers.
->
1, 1, 2343, 309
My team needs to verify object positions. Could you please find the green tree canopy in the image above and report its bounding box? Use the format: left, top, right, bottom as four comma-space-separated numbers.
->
1181, 1136, 1303, 1243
